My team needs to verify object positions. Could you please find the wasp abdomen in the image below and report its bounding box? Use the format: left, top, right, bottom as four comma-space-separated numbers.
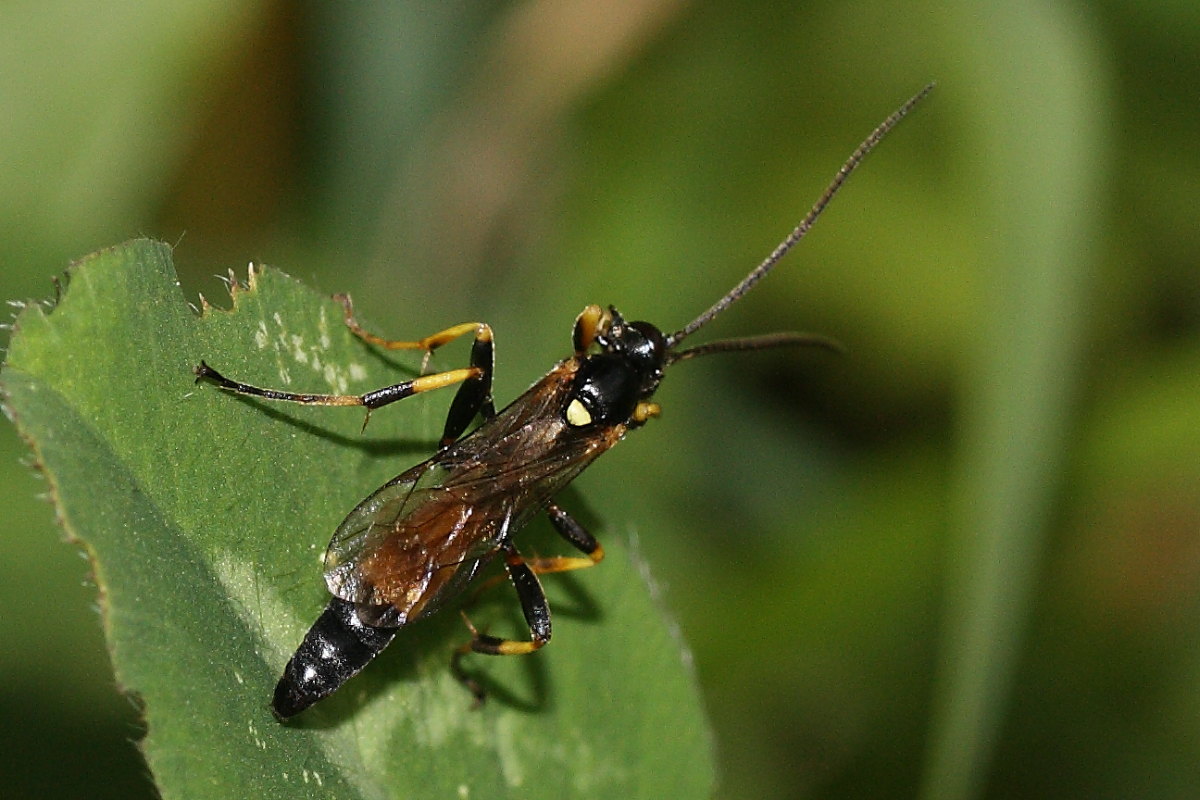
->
272, 597, 398, 719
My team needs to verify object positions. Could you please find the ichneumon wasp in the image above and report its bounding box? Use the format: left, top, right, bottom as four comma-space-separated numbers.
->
195, 84, 933, 720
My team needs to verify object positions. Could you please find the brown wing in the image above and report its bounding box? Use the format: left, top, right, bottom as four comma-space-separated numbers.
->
322, 358, 625, 626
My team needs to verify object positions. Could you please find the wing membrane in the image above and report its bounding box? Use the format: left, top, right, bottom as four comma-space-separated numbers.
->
322, 361, 623, 625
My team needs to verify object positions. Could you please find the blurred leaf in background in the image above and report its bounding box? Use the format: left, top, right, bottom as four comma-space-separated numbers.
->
2, 1, 1198, 798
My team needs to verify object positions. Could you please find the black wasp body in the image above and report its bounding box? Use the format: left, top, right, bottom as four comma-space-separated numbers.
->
194, 85, 933, 719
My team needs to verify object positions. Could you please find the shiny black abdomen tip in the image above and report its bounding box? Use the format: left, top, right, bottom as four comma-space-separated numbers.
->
272, 597, 398, 720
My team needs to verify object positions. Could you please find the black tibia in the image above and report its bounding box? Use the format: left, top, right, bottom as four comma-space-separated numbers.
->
193, 360, 477, 411
546, 502, 600, 557
451, 544, 554, 704
467, 542, 552, 657
356, 378, 435, 409
272, 597, 398, 720
440, 328, 496, 447
506, 546, 553, 647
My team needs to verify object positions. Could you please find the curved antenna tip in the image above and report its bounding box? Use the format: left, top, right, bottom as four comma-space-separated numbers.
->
667, 83, 935, 348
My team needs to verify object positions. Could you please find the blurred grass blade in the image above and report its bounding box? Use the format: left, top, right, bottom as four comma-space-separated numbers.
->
918, 5, 1111, 800
0, 240, 714, 799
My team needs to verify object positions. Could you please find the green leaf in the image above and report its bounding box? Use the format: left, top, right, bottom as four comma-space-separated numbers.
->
1, 240, 713, 799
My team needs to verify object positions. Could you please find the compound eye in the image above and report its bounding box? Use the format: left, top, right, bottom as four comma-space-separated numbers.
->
565, 397, 593, 427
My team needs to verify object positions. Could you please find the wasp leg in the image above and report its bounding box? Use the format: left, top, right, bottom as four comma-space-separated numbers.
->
462, 501, 605, 606
194, 360, 480, 430
451, 541, 551, 705
336, 293, 479, 353
438, 323, 494, 447
528, 501, 606, 573
449, 509, 604, 704
334, 294, 496, 446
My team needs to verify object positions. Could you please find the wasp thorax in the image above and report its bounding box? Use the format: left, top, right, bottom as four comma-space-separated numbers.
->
567, 310, 669, 429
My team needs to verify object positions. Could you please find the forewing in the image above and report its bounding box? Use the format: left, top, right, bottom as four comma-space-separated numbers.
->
322, 460, 499, 621
320, 360, 626, 625
324, 461, 450, 575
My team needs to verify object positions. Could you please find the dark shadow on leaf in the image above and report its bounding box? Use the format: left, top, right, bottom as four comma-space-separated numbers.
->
447, 599, 551, 714
454, 649, 549, 714
542, 570, 603, 621
206, 390, 437, 458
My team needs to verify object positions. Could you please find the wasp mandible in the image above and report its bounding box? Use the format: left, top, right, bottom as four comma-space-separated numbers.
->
195, 84, 933, 719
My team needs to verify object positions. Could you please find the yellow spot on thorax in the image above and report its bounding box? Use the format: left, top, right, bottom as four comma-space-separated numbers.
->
566, 398, 592, 427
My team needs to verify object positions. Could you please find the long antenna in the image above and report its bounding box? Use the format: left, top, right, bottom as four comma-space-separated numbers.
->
666, 83, 935, 347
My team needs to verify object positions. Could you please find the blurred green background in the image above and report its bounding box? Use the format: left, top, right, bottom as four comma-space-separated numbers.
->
2, 1, 1197, 798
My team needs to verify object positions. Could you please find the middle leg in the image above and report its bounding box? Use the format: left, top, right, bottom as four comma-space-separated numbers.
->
451, 540, 552, 704
525, 501, 606, 574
